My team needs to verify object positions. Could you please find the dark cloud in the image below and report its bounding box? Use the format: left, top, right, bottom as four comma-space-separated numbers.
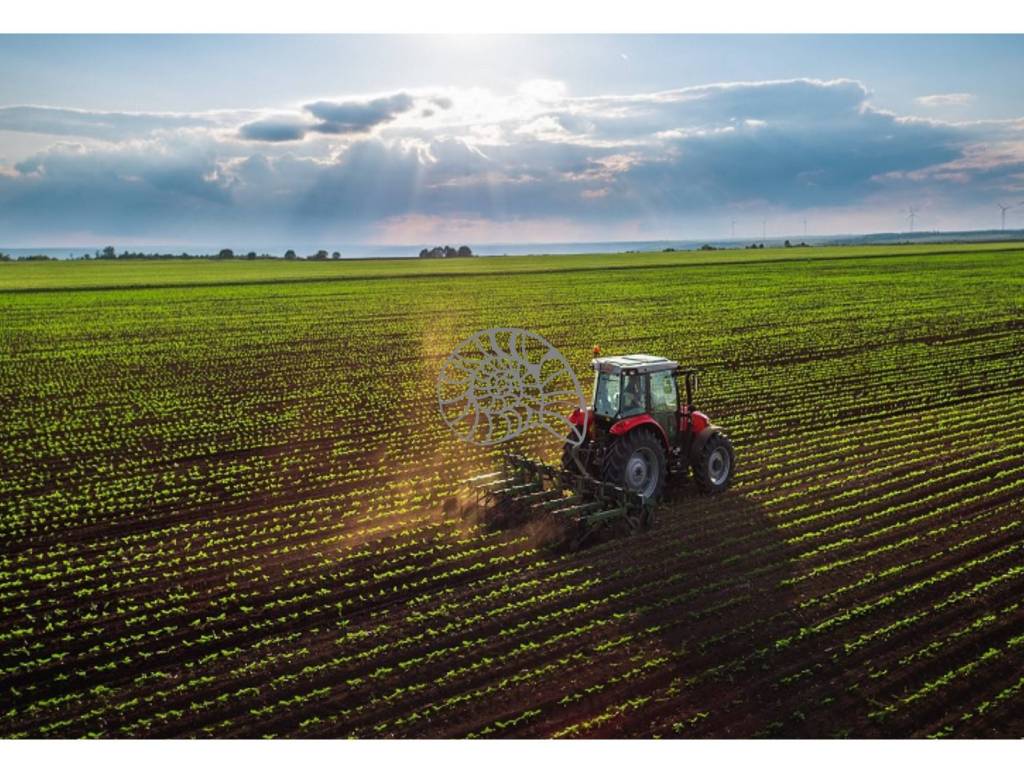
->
617, 110, 965, 210
304, 92, 415, 135
234, 92, 421, 143
238, 117, 309, 142
0, 141, 233, 239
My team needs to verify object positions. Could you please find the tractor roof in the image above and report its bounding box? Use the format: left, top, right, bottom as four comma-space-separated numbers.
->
592, 354, 679, 374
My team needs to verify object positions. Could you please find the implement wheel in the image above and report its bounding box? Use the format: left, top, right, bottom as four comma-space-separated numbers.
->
602, 429, 666, 503
693, 432, 736, 494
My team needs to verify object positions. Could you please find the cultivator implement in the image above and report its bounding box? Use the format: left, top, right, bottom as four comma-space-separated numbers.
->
468, 453, 654, 549
444, 339, 735, 551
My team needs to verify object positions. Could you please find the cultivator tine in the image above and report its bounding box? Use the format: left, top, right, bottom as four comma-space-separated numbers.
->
465, 451, 654, 548
499, 481, 543, 497
549, 501, 602, 520
534, 494, 582, 512
516, 488, 564, 506
473, 477, 518, 493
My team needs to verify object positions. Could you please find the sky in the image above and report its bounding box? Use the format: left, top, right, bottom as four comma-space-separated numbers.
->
1, 34, 1023, 248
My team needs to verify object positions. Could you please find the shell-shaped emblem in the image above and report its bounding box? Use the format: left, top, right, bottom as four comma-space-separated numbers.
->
437, 328, 587, 446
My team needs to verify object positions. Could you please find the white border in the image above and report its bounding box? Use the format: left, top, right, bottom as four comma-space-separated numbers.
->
2, 739, 1023, 766
2, 0, 1024, 33
2, 2, 1023, 761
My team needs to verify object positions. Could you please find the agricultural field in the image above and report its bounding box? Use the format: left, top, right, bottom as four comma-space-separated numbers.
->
1, 243, 1023, 738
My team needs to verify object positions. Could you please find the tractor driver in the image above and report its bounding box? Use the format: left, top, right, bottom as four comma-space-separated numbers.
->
620, 373, 644, 416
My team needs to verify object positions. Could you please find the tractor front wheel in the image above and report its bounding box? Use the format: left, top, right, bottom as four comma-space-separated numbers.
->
602, 429, 666, 502
693, 432, 735, 494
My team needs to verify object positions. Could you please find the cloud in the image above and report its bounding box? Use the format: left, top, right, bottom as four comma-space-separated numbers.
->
370, 212, 592, 244
0, 78, 1021, 243
0, 105, 217, 141
238, 116, 310, 142
0, 138, 235, 241
305, 92, 415, 135
235, 92, 429, 143
560, 79, 872, 145
916, 93, 975, 107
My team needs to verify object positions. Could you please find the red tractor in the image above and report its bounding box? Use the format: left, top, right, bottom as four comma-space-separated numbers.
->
563, 354, 735, 502
469, 351, 735, 547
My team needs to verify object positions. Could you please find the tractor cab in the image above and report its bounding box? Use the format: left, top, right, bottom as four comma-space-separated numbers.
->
590, 354, 701, 440
566, 352, 734, 501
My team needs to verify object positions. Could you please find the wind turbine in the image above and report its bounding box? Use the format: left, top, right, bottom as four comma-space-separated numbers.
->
803, 217, 808, 238
731, 219, 736, 238
906, 206, 919, 234
761, 219, 767, 241
998, 203, 1012, 231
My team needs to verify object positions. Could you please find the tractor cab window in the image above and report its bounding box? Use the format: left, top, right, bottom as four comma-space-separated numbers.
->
619, 372, 647, 417
593, 372, 621, 418
650, 371, 677, 413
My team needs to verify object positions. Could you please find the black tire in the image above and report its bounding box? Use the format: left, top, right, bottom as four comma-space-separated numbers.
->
602, 428, 666, 502
692, 432, 735, 494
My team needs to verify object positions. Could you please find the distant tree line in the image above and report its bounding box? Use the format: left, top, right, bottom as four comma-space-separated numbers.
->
0, 253, 51, 261
418, 245, 474, 259
212, 247, 343, 260
0, 246, 349, 261
87, 246, 283, 260
281, 250, 342, 260
303, 250, 343, 260
208, 247, 344, 260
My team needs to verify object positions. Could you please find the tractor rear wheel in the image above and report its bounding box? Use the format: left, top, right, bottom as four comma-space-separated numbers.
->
602, 429, 666, 502
693, 432, 735, 494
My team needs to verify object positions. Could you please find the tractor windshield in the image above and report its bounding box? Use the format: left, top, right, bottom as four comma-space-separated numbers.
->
593, 372, 621, 418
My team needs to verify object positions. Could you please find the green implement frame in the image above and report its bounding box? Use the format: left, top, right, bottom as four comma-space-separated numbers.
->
467, 453, 655, 550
